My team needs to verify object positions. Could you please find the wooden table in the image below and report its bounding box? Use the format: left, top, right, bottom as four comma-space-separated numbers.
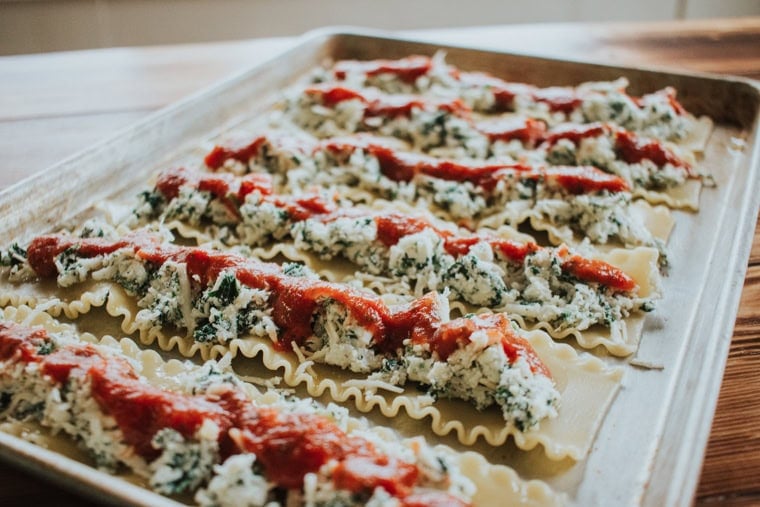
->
1, 17, 758, 506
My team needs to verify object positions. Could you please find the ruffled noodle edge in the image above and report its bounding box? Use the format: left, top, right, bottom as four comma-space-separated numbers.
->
97, 287, 623, 460
477, 199, 675, 248
165, 209, 660, 357
632, 180, 701, 211
317, 245, 660, 358
0, 304, 564, 507
0, 283, 110, 321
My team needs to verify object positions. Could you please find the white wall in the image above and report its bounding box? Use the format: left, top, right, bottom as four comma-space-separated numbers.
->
0, 0, 758, 55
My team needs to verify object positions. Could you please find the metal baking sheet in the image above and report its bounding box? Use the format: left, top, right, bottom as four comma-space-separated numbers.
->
1, 28, 759, 507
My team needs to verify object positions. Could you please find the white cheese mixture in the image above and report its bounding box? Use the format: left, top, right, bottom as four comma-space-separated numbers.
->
0, 324, 475, 506
303, 291, 560, 431
115, 176, 659, 330
137, 145, 659, 254
294, 220, 654, 331
284, 89, 489, 158
317, 54, 696, 141
545, 132, 690, 191
575, 86, 691, 142
6, 235, 560, 429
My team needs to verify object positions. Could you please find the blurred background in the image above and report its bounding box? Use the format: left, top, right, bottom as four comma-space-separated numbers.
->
1, 0, 759, 56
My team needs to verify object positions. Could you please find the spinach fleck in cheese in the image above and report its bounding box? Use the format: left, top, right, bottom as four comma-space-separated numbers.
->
194, 454, 272, 507
149, 425, 219, 495
376, 312, 559, 432
117, 173, 657, 330
237, 194, 291, 245
192, 271, 277, 344
308, 298, 384, 373
292, 216, 388, 274
306, 293, 559, 431
136, 261, 192, 329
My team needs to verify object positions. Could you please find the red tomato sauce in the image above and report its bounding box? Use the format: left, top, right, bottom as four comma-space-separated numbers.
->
204, 136, 266, 170
373, 213, 539, 263
0, 321, 469, 501
560, 254, 636, 292
457, 73, 584, 114
543, 123, 608, 147
543, 124, 692, 176
401, 491, 470, 507
431, 314, 550, 375
154, 167, 335, 221
543, 165, 629, 194
156, 167, 273, 202
452, 72, 537, 112
371, 213, 633, 290
477, 117, 547, 147
531, 87, 583, 114
25, 234, 551, 375
304, 85, 470, 119
333, 55, 433, 83
555, 245, 636, 292
321, 139, 627, 194
614, 130, 692, 173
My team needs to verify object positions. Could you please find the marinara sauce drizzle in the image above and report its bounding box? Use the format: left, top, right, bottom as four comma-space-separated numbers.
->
328, 55, 689, 119
476, 117, 547, 147
373, 214, 636, 292
0, 321, 467, 504
149, 167, 635, 292
25, 233, 550, 374
304, 84, 469, 119
323, 139, 629, 194
303, 84, 568, 147
155, 167, 335, 221
206, 132, 629, 194
332, 56, 433, 83
543, 123, 692, 174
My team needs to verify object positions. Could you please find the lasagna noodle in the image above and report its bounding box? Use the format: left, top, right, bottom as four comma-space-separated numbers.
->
93, 286, 624, 460
151, 137, 674, 255
683, 115, 714, 153
479, 199, 674, 248
319, 55, 714, 154
632, 179, 701, 211
305, 244, 659, 357
0, 304, 563, 507
151, 207, 659, 357
297, 62, 714, 210
0, 278, 110, 320
284, 133, 709, 211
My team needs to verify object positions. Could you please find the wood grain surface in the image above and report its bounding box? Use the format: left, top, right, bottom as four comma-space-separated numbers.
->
0, 17, 758, 506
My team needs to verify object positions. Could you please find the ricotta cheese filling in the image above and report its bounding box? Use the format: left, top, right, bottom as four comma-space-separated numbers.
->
543, 125, 694, 191
0, 320, 475, 506
285, 85, 490, 159
10, 233, 561, 431
129, 168, 655, 331
318, 54, 698, 142
197, 138, 661, 253
292, 219, 652, 331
